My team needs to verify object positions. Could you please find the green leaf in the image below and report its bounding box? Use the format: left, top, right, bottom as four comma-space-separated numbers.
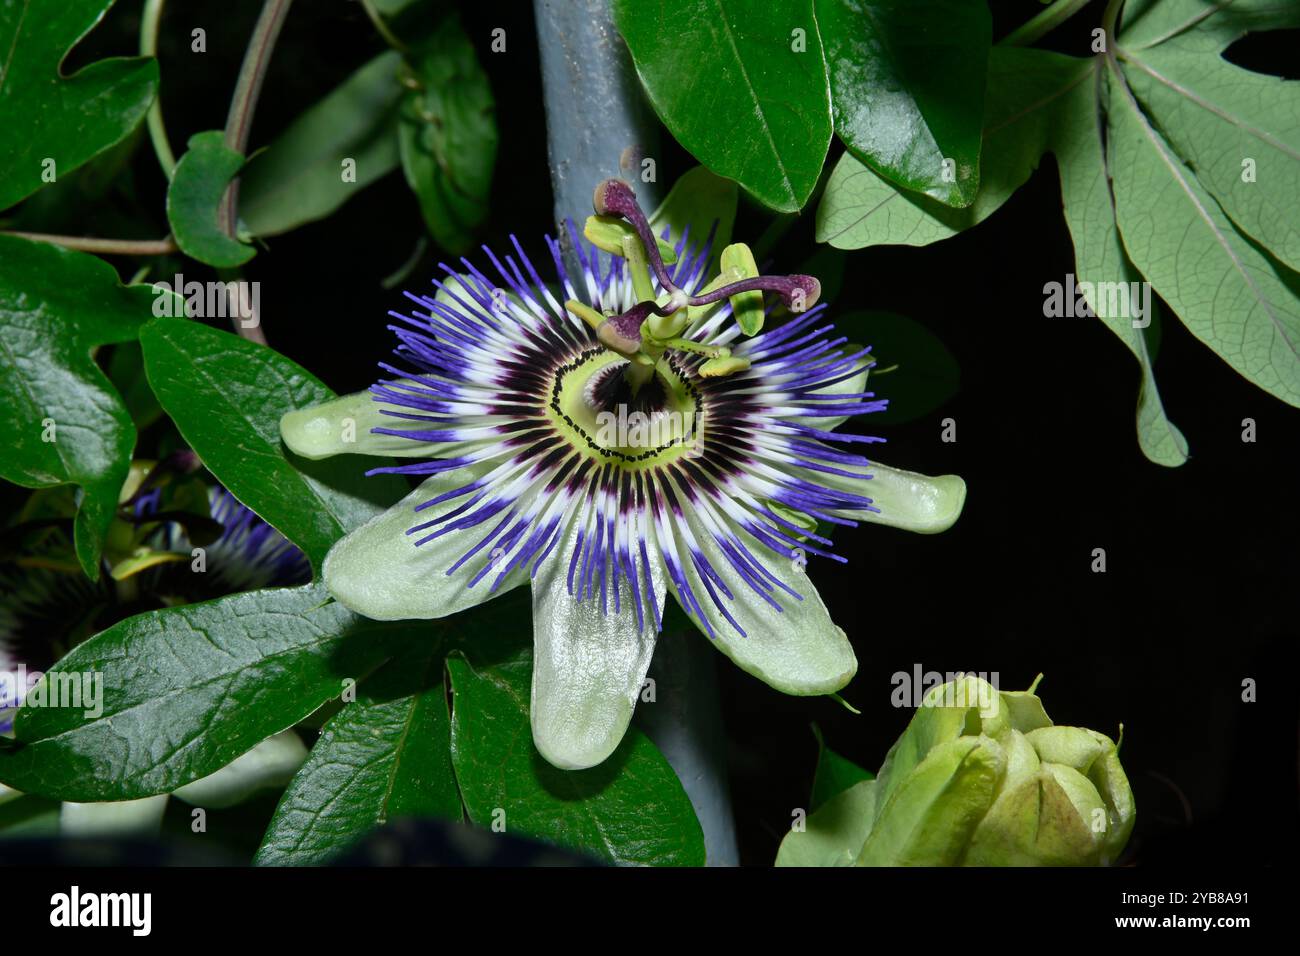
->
817, 47, 1086, 248
0, 236, 158, 578
815, 0, 990, 208
139, 319, 408, 572
614, 0, 832, 212
0, 584, 413, 801
0, 0, 157, 211
839, 310, 959, 424
1118, 0, 1300, 53
1107, 61, 1300, 406
166, 131, 256, 268
648, 165, 738, 263
446, 649, 706, 866
398, 13, 498, 254
810, 725, 873, 812
240, 52, 405, 238
255, 652, 462, 865
1050, 63, 1188, 466
1119, 29, 1300, 273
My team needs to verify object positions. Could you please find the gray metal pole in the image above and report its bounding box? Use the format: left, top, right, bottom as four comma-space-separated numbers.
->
532, 0, 740, 866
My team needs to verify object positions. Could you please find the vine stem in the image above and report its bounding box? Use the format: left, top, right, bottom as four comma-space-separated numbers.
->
533, 0, 741, 866
140, 0, 176, 177
0, 232, 178, 256
1000, 0, 1095, 47
217, 0, 292, 345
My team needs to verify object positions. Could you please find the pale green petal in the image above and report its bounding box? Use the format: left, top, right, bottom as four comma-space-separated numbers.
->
323, 471, 528, 620
0, 783, 21, 806
172, 731, 308, 809
280, 386, 444, 460
529, 520, 666, 770
821, 458, 966, 534
669, 509, 856, 696
60, 796, 169, 837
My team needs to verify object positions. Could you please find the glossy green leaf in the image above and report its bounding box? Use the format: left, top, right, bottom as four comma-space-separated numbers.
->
817, 48, 1086, 248
240, 52, 404, 237
1107, 61, 1300, 406
0, 0, 157, 211
255, 652, 461, 865
0, 584, 414, 801
166, 131, 256, 267
0, 236, 158, 578
816, 0, 990, 207
614, 0, 832, 212
810, 725, 873, 812
1051, 64, 1188, 466
139, 319, 408, 572
172, 730, 308, 809
840, 309, 958, 424
398, 13, 498, 254
446, 649, 705, 866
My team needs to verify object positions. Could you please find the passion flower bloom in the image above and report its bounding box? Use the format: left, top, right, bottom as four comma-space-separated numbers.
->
1, 478, 308, 732
281, 179, 965, 770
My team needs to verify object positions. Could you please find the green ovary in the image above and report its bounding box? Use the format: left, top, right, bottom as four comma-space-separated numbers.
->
546, 348, 704, 470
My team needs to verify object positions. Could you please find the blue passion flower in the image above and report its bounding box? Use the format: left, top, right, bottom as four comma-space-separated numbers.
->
281, 179, 966, 770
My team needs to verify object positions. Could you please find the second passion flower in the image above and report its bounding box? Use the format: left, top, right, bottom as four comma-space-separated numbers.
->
281, 179, 966, 770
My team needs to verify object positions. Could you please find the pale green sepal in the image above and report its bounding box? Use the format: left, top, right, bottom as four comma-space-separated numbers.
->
669, 510, 856, 696
172, 731, 309, 809
60, 796, 169, 837
323, 471, 528, 620
857, 734, 1005, 866
280, 387, 444, 460
776, 778, 877, 867
790, 355, 869, 431
820, 459, 966, 534
529, 519, 666, 770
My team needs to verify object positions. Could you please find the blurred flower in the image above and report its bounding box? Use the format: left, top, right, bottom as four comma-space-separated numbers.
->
1, 474, 311, 831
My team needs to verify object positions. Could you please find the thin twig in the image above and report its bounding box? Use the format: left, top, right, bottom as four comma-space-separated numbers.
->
1, 232, 178, 256
140, 0, 176, 177
218, 0, 294, 341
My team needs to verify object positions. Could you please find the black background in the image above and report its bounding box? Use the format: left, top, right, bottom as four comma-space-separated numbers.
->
13, 0, 1298, 867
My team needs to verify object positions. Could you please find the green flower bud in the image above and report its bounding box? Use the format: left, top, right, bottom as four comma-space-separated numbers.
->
777, 676, 1135, 867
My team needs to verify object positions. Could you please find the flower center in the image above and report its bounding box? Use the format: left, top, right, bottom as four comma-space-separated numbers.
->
547, 347, 702, 468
